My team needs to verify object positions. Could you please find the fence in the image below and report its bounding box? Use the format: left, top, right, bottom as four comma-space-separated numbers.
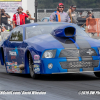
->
37, 8, 100, 21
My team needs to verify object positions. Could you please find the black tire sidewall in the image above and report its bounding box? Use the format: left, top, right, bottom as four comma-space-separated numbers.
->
29, 54, 39, 79
94, 72, 100, 78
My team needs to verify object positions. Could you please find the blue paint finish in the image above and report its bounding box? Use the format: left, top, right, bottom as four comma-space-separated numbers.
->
24, 51, 30, 74
78, 57, 82, 61
92, 47, 99, 56
51, 25, 76, 38
55, 11, 58, 22
80, 68, 83, 72
0, 48, 1, 62
41, 58, 67, 74
92, 56, 100, 60
24, 34, 65, 52
0, 51, 4, 65
56, 49, 63, 58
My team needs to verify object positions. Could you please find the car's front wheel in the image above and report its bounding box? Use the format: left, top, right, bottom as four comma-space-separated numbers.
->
29, 54, 39, 79
94, 72, 100, 78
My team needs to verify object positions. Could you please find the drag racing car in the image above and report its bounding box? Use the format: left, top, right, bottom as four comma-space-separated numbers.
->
0, 22, 100, 79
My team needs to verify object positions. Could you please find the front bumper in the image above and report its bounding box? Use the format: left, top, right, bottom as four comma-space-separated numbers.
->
41, 56, 100, 74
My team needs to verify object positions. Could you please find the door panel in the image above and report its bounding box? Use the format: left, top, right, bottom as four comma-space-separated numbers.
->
5, 26, 26, 74
5, 47, 25, 73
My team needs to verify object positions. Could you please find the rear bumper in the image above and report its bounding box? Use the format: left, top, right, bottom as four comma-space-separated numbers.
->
41, 56, 100, 74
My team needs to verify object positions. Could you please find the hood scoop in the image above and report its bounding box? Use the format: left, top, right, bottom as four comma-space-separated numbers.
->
51, 26, 76, 38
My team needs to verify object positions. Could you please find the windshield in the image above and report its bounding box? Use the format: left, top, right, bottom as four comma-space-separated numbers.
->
73, 25, 89, 37
26, 24, 89, 39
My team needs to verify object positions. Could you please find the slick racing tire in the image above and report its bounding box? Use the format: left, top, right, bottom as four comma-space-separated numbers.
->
29, 54, 39, 79
94, 72, 100, 78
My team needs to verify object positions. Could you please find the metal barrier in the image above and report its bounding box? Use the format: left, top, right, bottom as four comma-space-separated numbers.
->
37, 8, 100, 21
86, 18, 100, 36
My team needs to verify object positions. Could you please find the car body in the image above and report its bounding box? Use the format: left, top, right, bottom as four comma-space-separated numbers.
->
41, 17, 50, 22
0, 22, 100, 79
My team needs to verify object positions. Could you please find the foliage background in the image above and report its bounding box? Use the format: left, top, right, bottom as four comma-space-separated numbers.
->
37, 0, 100, 9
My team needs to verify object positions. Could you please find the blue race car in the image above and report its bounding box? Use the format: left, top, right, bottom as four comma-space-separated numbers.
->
0, 22, 100, 79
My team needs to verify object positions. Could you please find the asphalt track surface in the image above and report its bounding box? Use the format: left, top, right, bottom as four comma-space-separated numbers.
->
0, 64, 100, 100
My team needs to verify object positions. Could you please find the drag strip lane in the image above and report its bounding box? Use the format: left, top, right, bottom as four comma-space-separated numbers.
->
0, 65, 100, 100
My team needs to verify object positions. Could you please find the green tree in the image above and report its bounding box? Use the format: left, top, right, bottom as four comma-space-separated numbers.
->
37, 0, 100, 9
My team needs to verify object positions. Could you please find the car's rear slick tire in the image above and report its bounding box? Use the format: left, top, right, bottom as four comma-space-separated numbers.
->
29, 54, 39, 79
94, 72, 100, 78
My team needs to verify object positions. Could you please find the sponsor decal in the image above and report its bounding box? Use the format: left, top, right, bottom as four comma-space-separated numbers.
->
9, 51, 17, 56
7, 65, 22, 73
14, 66, 17, 69
34, 64, 39, 68
12, 66, 15, 71
15, 62, 17, 65
11, 56, 16, 60
9, 48, 19, 57
6, 62, 17, 66
34, 68, 40, 73
10, 63, 13, 65
12, 68, 20, 73
7, 66, 9, 70
34, 60, 41, 63
7, 66, 12, 72
86, 49, 94, 55
15, 68, 20, 73
9, 66, 12, 69
12, 61, 15, 65
6, 60, 23, 73
34, 55, 40, 60
6, 62, 10, 65
7, 69, 12, 72
6, 62, 8, 65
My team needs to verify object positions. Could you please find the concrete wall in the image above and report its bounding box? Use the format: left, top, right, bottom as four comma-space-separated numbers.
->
22, 0, 35, 19
26, 0, 35, 22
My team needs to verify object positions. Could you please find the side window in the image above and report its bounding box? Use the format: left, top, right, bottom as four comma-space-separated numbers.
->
10, 27, 23, 41
26, 26, 42, 39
